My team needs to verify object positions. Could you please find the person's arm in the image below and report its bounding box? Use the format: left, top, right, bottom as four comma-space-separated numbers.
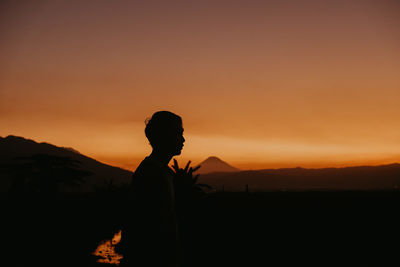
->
135, 164, 176, 232
133, 165, 179, 261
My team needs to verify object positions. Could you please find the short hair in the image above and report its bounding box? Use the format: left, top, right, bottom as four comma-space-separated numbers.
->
144, 111, 182, 148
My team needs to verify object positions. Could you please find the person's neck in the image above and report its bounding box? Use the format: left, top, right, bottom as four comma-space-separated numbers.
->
149, 150, 173, 166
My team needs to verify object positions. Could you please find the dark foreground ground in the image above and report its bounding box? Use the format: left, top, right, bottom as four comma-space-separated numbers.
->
3, 191, 400, 266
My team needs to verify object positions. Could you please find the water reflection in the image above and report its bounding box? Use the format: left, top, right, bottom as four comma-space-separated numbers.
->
93, 230, 123, 265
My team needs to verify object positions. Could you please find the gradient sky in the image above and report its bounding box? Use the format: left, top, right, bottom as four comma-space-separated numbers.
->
1, 0, 399, 170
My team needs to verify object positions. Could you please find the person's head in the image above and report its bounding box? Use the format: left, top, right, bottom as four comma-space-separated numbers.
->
145, 111, 185, 156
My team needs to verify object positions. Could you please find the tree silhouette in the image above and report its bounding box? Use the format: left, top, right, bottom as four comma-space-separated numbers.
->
93, 178, 130, 194
4, 154, 91, 193
171, 159, 212, 216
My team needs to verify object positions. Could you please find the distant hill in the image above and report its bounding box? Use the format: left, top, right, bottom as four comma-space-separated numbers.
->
198, 164, 400, 191
2, 135, 399, 193
196, 156, 239, 174
0, 135, 133, 192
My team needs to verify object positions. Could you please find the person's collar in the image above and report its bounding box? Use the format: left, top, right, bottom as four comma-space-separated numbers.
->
147, 155, 174, 172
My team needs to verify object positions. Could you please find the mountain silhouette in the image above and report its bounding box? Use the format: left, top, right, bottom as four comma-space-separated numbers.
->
198, 164, 400, 191
3, 135, 399, 192
196, 156, 239, 174
0, 135, 132, 192
62, 147, 81, 154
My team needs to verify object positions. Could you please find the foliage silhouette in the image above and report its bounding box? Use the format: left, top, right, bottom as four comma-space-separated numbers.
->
172, 159, 212, 215
4, 153, 91, 193
92, 178, 130, 194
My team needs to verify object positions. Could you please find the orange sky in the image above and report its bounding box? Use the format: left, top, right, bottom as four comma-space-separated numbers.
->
1, 0, 399, 171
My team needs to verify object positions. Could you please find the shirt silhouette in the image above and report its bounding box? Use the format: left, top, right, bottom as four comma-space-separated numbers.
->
118, 111, 185, 266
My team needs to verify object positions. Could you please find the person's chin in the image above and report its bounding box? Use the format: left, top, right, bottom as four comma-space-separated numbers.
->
174, 148, 183, 155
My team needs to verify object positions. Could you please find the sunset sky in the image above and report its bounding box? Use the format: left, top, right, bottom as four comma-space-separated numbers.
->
1, 0, 399, 171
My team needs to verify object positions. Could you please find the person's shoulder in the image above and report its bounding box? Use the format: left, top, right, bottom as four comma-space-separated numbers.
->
134, 157, 163, 177
131, 157, 167, 190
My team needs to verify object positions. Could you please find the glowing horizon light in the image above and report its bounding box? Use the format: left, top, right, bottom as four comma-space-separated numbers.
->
1, 0, 400, 170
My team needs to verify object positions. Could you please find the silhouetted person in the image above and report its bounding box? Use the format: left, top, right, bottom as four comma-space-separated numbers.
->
119, 111, 185, 266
